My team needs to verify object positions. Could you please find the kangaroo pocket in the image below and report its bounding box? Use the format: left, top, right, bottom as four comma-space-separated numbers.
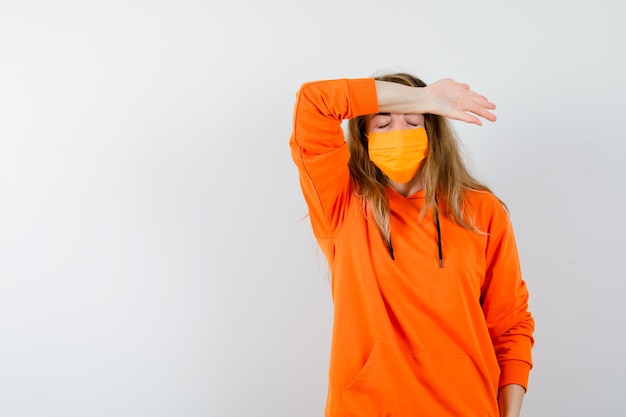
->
342, 340, 488, 417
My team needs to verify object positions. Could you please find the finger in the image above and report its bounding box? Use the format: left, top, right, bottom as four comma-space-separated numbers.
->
472, 108, 497, 122
468, 90, 496, 110
452, 110, 483, 126
464, 100, 497, 122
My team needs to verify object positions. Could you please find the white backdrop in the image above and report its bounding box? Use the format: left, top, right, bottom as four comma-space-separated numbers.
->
1, 1, 624, 416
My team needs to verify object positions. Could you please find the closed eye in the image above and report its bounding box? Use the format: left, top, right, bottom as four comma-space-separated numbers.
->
370, 114, 391, 130
405, 114, 424, 127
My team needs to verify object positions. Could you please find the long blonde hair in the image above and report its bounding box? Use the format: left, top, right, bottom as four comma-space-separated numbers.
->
347, 73, 500, 253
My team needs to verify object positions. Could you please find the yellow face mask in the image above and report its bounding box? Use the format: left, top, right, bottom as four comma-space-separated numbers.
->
367, 127, 429, 184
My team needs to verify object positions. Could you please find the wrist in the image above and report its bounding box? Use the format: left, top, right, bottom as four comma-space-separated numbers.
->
411, 86, 430, 114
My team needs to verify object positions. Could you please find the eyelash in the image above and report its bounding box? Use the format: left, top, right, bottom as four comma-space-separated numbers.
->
375, 120, 421, 129
379, 123, 419, 129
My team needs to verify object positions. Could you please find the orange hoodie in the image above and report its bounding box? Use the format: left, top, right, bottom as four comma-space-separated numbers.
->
290, 78, 534, 417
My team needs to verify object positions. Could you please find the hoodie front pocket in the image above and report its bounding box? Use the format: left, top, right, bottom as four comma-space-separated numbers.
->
342, 341, 488, 417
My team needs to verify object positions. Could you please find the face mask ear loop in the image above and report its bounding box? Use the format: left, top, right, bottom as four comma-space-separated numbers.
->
434, 195, 443, 268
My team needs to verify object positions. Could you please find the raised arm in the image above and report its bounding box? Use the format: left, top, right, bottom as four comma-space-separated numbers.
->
290, 79, 378, 255
375, 78, 497, 125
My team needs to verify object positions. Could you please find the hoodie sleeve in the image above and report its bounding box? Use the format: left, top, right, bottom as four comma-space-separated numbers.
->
289, 79, 378, 257
479, 198, 535, 390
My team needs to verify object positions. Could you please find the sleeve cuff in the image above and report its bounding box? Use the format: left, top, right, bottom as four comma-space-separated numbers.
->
347, 78, 379, 117
499, 360, 532, 391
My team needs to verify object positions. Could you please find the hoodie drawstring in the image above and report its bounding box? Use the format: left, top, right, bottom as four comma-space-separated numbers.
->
387, 238, 395, 261
434, 195, 443, 268
383, 195, 443, 268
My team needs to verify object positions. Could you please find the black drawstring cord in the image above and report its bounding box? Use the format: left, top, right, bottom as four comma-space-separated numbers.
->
434, 195, 443, 268
387, 238, 395, 260
382, 195, 442, 266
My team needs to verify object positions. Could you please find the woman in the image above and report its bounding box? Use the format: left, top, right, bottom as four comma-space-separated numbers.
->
290, 73, 534, 417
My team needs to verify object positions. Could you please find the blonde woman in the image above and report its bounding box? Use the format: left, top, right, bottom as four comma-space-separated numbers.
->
290, 73, 534, 417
